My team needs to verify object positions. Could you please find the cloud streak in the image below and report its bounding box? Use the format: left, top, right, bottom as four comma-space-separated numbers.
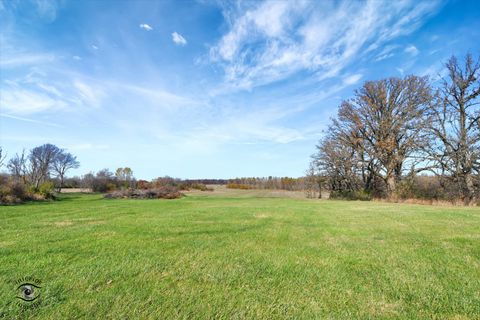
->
210, 0, 442, 90
139, 23, 153, 31
0, 113, 63, 128
0, 53, 55, 68
405, 45, 419, 56
171, 32, 187, 46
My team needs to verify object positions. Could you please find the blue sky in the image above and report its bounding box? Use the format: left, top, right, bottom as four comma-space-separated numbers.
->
1, 0, 479, 179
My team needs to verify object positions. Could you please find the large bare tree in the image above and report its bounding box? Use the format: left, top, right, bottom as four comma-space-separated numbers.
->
53, 151, 80, 192
331, 76, 432, 197
313, 131, 363, 193
426, 54, 480, 204
7, 150, 28, 183
28, 143, 61, 189
333, 102, 382, 194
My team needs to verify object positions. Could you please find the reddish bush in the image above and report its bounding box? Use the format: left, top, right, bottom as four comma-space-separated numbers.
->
0, 176, 33, 204
179, 183, 213, 191
104, 186, 183, 199
226, 183, 253, 190
136, 180, 151, 189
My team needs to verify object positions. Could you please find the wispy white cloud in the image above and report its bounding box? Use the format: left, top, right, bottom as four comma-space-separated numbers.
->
73, 80, 104, 107
343, 74, 362, 85
171, 32, 187, 46
0, 56, 106, 115
405, 44, 419, 56
1, 67, 68, 115
419, 63, 448, 82
36, 83, 62, 96
214, 107, 305, 144
0, 87, 68, 114
210, 0, 442, 90
374, 44, 400, 61
114, 82, 198, 108
145, 106, 306, 154
0, 113, 63, 127
33, 0, 59, 22
139, 23, 153, 31
0, 41, 200, 117
0, 53, 55, 68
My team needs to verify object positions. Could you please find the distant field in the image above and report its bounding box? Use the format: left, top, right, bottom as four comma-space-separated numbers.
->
59, 188, 92, 193
1, 191, 479, 319
184, 184, 319, 199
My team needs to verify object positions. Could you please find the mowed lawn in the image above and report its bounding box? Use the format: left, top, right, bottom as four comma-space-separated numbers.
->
1, 193, 479, 319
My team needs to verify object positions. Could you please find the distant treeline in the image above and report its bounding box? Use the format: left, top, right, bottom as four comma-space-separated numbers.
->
60, 175, 308, 192
227, 177, 307, 191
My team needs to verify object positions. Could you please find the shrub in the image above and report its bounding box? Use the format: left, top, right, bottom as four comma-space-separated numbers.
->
137, 180, 151, 189
179, 183, 213, 191
91, 180, 117, 193
329, 189, 372, 201
226, 183, 253, 190
0, 178, 32, 204
10, 181, 29, 200
104, 186, 183, 200
395, 176, 459, 202
190, 183, 213, 191
37, 181, 56, 199
152, 176, 178, 188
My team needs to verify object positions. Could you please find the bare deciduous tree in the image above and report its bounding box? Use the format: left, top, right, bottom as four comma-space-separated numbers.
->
304, 162, 321, 199
313, 132, 363, 193
426, 54, 480, 204
332, 104, 382, 194
337, 76, 432, 197
7, 150, 28, 183
115, 167, 134, 188
53, 151, 80, 192
28, 143, 61, 189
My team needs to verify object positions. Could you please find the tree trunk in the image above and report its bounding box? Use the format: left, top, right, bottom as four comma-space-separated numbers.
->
317, 179, 322, 199
386, 173, 396, 198
464, 173, 476, 205
58, 175, 64, 193
34, 177, 41, 190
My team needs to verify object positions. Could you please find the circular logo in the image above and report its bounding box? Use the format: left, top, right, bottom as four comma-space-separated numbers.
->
15, 276, 42, 306
17, 283, 41, 302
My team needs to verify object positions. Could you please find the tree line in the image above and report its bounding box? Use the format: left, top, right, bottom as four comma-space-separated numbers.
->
5, 144, 80, 191
0, 144, 80, 203
226, 176, 307, 191
311, 54, 480, 205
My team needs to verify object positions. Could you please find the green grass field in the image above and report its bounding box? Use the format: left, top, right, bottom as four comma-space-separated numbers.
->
1, 192, 479, 319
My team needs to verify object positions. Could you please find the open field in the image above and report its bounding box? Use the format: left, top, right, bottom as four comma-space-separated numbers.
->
58, 188, 92, 193
183, 185, 320, 199
1, 191, 480, 319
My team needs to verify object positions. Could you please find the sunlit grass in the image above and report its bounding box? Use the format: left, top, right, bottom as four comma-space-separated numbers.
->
1, 193, 479, 319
